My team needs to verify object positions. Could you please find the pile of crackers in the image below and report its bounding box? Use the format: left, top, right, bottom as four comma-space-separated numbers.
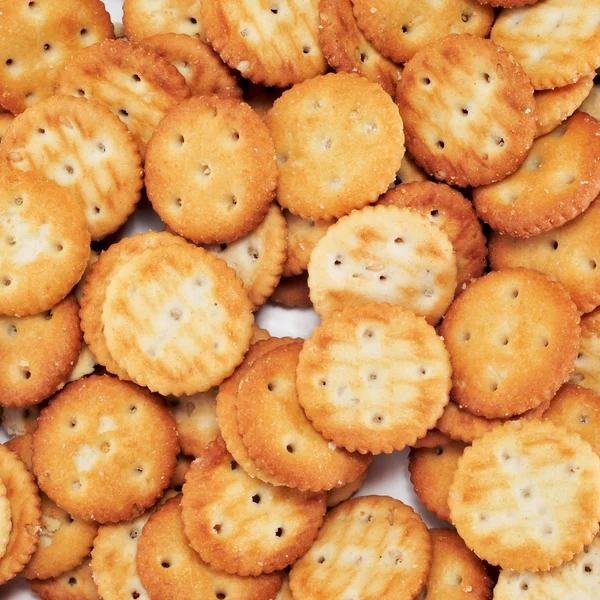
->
1, 0, 600, 598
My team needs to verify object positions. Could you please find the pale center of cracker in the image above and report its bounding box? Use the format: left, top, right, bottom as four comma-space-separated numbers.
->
0, 213, 52, 266
98, 415, 117, 434
39, 514, 62, 548
73, 444, 99, 473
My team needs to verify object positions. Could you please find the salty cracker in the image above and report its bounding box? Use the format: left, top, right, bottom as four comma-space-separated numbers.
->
0, 478, 9, 563
397, 34, 536, 188
79, 231, 187, 379
409, 442, 467, 522
0, 95, 143, 241
419, 529, 492, 600
74, 250, 99, 304
2, 404, 40, 437
138, 498, 283, 600
449, 420, 600, 571
297, 303, 452, 454
544, 384, 600, 456
123, 0, 206, 43
289, 495, 431, 600
571, 309, 600, 394
379, 182, 486, 291
283, 209, 332, 278
32, 375, 179, 523
251, 325, 271, 344
170, 454, 193, 491
393, 152, 428, 187
326, 470, 368, 508
102, 243, 254, 396
318, 0, 402, 98
56, 39, 190, 155
411, 429, 452, 449
201, 0, 326, 87
31, 560, 100, 600
66, 343, 96, 385
0, 0, 114, 114
204, 203, 287, 307
0, 295, 81, 407
146, 96, 277, 245
352, 0, 494, 64
439, 268, 580, 419
488, 198, 600, 314
473, 113, 600, 237
0, 442, 41, 584
276, 576, 294, 600
308, 205, 457, 325
139, 33, 241, 98
236, 342, 372, 492
534, 74, 594, 137
267, 72, 405, 221
493, 532, 600, 600
182, 439, 326, 576
491, 0, 600, 90
270, 274, 312, 309
167, 389, 220, 458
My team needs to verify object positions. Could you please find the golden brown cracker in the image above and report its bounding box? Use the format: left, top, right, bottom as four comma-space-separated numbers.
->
473, 113, 600, 237
181, 439, 326, 576
478, 0, 536, 5
488, 197, 600, 314
250, 325, 271, 344
146, 96, 277, 245
102, 243, 254, 396
139, 33, 241, 98
267, 72, 405, 221
66, 343, 96, 385
2, 405, 40, 437
201, 0, 326, 87
491, 0, 600, 90
74, 250, 99, 305
0, 295, 81, 407
580, 73, 600, 120
449, 420, 600, 571
352, 0, 494, 64
138, 497, 283, 600
318, 0, 402, 98
411, 429, 453, 449
204, 203, 287, 308
170, 454, 193, 492
409, 441, 467, 522
326, 470, 368, 508
0, 474, 10, 563
236, 342, 372, 491
308, 205, 457, 325
276, 576, 294, 600
32, 375, 179, 523
56, 39, 190, 155
379, 182, 487, 291
297, 303, 452, 454
571, 308, 600, 394
270, 274, 312, 309
0, 0, 114, 114
30, 560, 100, 600
397, 34, 536, 187
439, 268, 580, 419
393, 152, 428, 186
0, 95, 143, 241
289, 495, 431, 600
0, 171, 90, 317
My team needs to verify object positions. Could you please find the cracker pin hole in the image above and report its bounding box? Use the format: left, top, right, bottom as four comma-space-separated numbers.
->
132, 593, 140, 599
68, 577, 77, 586
80, 28, 88, 36
372, 413, 385, 424
43, 43, 51, 51
213, 523, 222, 534
252, 494, 261, 504
275, 527, 284, 537
230, 461, 238, 470
3, 277, 12, 287
216, 593, 227, 600
161, 560, 171, 569
286, 444, 295, 454
132, 74, 141, 82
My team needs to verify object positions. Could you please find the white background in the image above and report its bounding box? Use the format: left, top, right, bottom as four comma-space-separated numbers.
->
0, 1, 444, 597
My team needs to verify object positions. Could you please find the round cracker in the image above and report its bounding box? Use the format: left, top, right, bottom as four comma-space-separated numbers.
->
0, 0, 114, 114
439, 268, 581, 419
250, 325, 271, 345
30, 560, 100, 600
0, 170, 90, 317
491, 0, 600, 90
146, 96, 277, 245
181, 439, 326, 576
236, 342, 372, 492
421, 529, 492, 600
473, 113, 600, 237
318, 0, 402, 98
571, 308, 600, 394
0, 295, 81, 407
411, 429, 452, 449
397, 34, 536, 187
394, 152, 428, 186
289, 495, 431, 600
66, 343, 96, 385
138, 496, 283, 600
308, 205, 457, 325
297, 303, 452, 454
352, 0, 494, 64
101, 243, 254, 396
409, 441, 467, 522
0, 95, 143, 241
139, 33, 240, 98
32, 375, 179, 523
0, 442, 41, 584
123, 0, 206, 44
204, 203, 288, 308
266, 72, 405, 221
201, 0, 326, 87
488, 196, 600, 314
2, 404, 40, 437
379, 182, 487, 291
449, 420, 600, 571
326, 470, 368, 509
535, 74, 594, 137
56, 39, 190, 156
276, 576, 294, 600
270, 274, 312, 309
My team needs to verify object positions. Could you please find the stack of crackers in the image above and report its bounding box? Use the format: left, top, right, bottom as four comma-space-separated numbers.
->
1, 0, 600, 598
